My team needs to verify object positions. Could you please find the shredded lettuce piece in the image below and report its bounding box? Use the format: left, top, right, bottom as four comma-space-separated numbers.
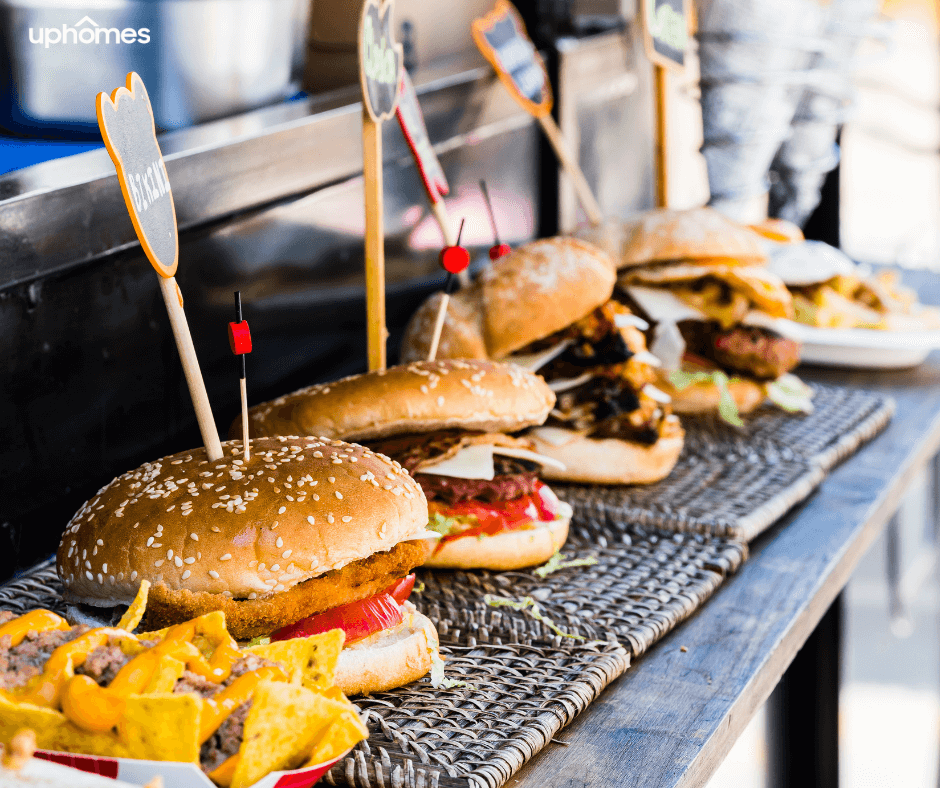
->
414, 580, 426, 594
766, 373, 814, 414
669, 368, 744, 427
483, 594, 584, 641
427, 511, 476, 537
533, 551, 599, 579
429, 650, 473, 689
247, 635, 270, 647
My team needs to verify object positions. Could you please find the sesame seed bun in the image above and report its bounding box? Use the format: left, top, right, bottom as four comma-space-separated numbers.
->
57, 437, 429, 610
653, 372, 766, 416
422, 514, 570, 570
334, 603, 438, 695
526, 421, 685, 485
400, 237, 615, 363
241, 360, 556, 443
583, 207, 767, 269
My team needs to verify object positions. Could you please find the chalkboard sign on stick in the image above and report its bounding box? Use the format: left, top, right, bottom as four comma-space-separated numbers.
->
96, 72, 178, 278
96, 72, 223, 461
396, 70, 449, 206
472, 1, 602, 226
642, 0, 689, 71
472, 0, 552, 118
358, 0, 403, 371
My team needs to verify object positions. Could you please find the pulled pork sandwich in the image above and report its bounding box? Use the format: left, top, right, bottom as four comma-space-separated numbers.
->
766, 240, 940, 331
584, 207, 812, 422
242, 360, 572, 570
57, 437, 440, 696
399, 237, 684, 485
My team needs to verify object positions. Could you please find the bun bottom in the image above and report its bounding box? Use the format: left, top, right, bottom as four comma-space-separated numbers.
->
334, 607, 440, 696
655, 374, 765, 416
422, 514, 570, 571
528, 428, 684, 485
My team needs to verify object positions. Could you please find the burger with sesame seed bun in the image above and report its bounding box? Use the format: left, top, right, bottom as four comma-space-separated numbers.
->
56, 436, 441, 696
240, 360, 573, 571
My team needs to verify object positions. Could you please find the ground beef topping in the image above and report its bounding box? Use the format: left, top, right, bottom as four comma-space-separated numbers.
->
173, 653, 280, 774
0, 624, 89, 691
416, 457, 539, 504
75, 643, 135, 687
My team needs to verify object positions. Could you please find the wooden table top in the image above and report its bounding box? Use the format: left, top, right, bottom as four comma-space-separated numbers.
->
510, 335, 940, 785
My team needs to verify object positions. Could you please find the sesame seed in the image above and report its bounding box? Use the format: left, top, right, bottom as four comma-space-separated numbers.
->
167, 549, 173, 559
335, 491, 343, 500
190, 533, 199, 541
282, 550, 292, 558
102, 563, 107, 573
274, 584, 285, 592
211, 526, 221, 533
342, 516, 352, 523
96, 539, 104, 546
258, 562, 266, 571
182, 570, 191, 580
248, 593, 258, 600
327, 514, 335, 524
278, 506, 286, 514
271, 564, 280, 572
328, 477, 335, 483
155, 560, 164, 567
209, 570, 220, 579
131, 571, 137, 581
313, 494, 320, 501
220, 554, 232, 561
184, 557, 195, 564
332, 459, 342, 465
306, 516, 315, 525
85, 571, 93, 580
174, 557, 183, 567
275, 537, 283, 548
85, 560, 91, 569
313, 451, 323, 458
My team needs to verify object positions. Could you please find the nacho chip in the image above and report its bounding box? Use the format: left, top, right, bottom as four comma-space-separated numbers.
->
246, 631, 345, 692
143, 655, 186, 694
117, 580, 151, 632
119, 694, 201, 763
231, 680, 365, 788
304, 704, 368, 766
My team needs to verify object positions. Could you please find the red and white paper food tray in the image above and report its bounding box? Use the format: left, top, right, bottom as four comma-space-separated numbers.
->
35, 749, 344, 788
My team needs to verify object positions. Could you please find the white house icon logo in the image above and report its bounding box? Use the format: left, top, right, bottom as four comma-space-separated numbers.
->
29, 15, 150, 47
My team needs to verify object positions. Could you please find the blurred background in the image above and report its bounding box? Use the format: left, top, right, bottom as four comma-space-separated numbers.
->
1, 0, 939, 785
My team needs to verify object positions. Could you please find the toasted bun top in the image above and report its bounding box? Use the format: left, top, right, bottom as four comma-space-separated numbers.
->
57, 437, 428, 605
478, 237, 616, 357
400, 237, 615, 362
245, 360, 556, 442
613, 207, 768, 268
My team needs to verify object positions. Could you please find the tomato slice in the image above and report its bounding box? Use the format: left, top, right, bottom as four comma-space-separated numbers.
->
431, 482, 561, 550
383, 574, 416, 605
270, 592, 403, 645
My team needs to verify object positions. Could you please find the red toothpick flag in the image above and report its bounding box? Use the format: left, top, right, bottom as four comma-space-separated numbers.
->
479, 179, 511, 261
229, 291, 252, 461
427, 219, 470, 362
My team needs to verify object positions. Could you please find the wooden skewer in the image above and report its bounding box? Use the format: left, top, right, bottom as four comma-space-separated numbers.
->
427, 218, 467, 362
362, 114, 388, 372
537, 113, 603, 227
239, 377, 250, 462
158, 276, 223, 461
427, 292, 450, 362
654, 64, 669, 208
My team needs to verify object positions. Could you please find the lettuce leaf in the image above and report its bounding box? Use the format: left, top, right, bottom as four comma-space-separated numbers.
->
669, 368, 744, 427
483, 594, 584, 640
427, 511, 474, 537
533, 551, 599, 579
766, 373, 814, 414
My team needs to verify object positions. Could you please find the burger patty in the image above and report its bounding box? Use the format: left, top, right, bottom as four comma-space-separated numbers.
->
416, 458, 540, 505
143, 538, 434, 641
370, 430, 481, 474
680, 322, 801, 381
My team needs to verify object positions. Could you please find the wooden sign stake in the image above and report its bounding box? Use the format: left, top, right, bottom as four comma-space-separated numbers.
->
642, 0, 689, 208
654, 65, 669, 208
96, 72, 223, 461
359, 0, 403, 372
473, 1, 602, 227
428, 219, 470, 362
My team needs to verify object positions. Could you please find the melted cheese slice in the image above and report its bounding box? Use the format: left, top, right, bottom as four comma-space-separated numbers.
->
509, 339, 573, 372
420, 443, 566, 480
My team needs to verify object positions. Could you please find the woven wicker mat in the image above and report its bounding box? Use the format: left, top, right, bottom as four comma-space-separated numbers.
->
556, 384, 894, 542
0, 525, 746, 788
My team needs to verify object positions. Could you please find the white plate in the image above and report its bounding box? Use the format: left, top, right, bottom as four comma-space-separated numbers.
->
777, 321, 940, 369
